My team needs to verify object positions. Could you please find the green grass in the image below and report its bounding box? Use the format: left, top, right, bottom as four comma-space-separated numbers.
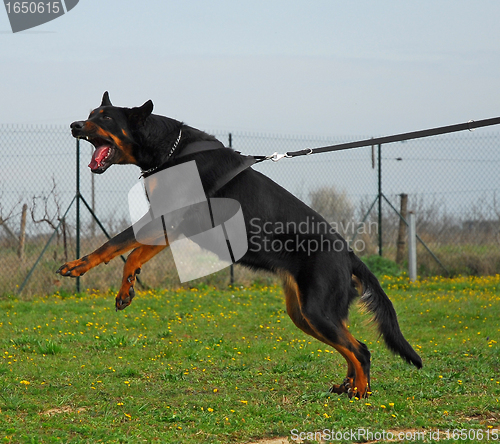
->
0, 276, 499, 443
361, 255, 403, 278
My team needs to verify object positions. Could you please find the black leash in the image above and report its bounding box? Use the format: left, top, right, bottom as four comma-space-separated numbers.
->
140, 116, 500, 192
255, 116, 500, 163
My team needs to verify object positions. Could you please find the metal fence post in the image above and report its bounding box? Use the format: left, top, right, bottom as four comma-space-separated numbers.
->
378, 144, 382, 256
76, 138, 81, 293
408, 212, 417, 281
228, 132, 234, 286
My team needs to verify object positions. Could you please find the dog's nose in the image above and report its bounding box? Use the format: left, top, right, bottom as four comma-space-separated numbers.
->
70, 121, 84, 130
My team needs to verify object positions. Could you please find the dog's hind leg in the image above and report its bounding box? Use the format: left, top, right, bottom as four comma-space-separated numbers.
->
115, 244, 166, 310
282, 272, 371, 399
283, 272, 333, 343
325, 324, 371, 398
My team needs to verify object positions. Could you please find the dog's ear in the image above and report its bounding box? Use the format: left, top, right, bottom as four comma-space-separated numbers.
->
101, 91, 112, 107
126, 100, 154, 127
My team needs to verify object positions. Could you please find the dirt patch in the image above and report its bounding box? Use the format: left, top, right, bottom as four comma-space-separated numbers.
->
363, 429, 420, 443
42, 405, 86, 416
244, 429, 440, 443
246, 439, 290, 444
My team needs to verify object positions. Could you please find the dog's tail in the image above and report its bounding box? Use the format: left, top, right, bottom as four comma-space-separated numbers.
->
351, 253, 422, 369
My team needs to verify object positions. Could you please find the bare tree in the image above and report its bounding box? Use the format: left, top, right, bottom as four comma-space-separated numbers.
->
31, 177, 68, 261
309, 185, 355, 238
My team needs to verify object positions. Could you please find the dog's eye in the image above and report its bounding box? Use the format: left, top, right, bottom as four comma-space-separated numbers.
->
103, 115, 113, 120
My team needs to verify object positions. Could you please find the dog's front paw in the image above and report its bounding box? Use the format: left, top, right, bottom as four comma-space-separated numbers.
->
56, 256, 91, 277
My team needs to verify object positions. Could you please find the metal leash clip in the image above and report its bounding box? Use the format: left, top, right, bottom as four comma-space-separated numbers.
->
267, 152, 290, 162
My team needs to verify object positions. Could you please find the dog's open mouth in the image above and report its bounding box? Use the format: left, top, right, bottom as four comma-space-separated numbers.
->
82, 136, 116, 173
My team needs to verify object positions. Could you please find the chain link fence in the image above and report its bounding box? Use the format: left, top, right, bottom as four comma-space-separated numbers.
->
1, 124, 499, 296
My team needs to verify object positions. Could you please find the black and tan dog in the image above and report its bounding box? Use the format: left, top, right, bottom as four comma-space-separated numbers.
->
57, 92, 422, 399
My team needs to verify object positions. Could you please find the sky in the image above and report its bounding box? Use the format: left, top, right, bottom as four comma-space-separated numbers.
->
2, 0, 500, 136
1, 0, 500, 232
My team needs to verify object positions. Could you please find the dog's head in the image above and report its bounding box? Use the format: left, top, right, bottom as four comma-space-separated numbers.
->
70, 92, 153, 174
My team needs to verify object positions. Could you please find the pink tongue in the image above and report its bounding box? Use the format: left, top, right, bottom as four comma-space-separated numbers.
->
89, 146, 111, 170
